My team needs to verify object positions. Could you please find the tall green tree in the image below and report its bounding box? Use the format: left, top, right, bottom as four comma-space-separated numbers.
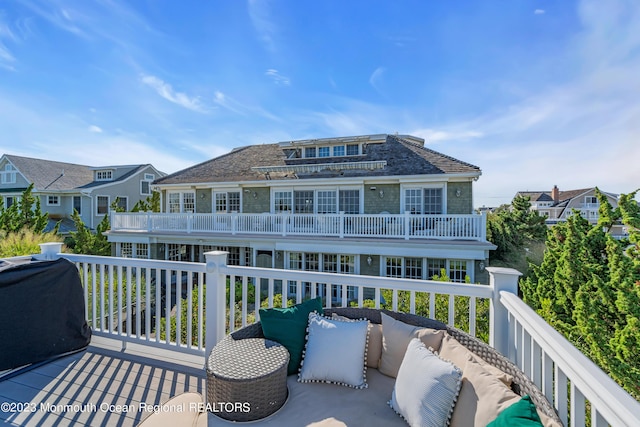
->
0, 184, 51, 234
66, 210, 111, 256
486, 195, 547, 264
131, 191, 160, 212
522, 189, 640, 399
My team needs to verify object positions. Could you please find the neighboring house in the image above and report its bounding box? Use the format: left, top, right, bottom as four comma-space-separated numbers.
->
107, 134, 496, 298
515, 185, 627, 238
0, 154, 165, 232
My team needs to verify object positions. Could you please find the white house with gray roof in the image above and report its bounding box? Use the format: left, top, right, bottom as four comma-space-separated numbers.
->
0, 154, 164, 232
108, 134, 496, 297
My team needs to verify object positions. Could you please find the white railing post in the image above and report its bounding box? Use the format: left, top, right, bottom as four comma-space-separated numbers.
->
205, 250, 229, 360
339, 211, 345, 238
404, 211, 411, 240
486, 266, 521, 357
147, 212, 152, 232
39, 242, 63, 260
231, 212, 238, 235
480, 211, 487, 240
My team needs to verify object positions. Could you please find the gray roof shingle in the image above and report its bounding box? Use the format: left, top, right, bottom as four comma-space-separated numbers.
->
5, 155, 94, 190
155, 134, 481, 185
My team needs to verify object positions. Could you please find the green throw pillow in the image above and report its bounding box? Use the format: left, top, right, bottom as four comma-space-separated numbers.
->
487, 395, 544, 427
259, 297, 323, 375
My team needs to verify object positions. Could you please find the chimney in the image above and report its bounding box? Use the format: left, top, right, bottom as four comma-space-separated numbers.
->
551, 185, 559, 203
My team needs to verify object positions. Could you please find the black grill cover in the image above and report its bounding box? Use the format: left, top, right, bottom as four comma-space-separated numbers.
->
0, 257, 92, 371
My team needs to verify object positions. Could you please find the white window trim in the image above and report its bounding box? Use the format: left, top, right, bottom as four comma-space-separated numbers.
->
380, 256, 473, 283
167, 191, 196, 213
96, 195, 110, 215
46, 195, 60, 206
270, 186, 363, 214
400, 183, 447, 214
140, 180, 152, 196
95, 170, 113, 181
72, 196, 82, 215
144, 173, 155, 181
1, 164, 17, 184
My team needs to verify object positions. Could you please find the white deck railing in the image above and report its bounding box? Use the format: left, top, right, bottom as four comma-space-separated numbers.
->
110, 211, 488, 241
25, 244, 640, 427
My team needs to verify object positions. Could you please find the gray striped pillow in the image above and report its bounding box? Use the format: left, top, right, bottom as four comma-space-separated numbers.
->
390, 338, 462, 426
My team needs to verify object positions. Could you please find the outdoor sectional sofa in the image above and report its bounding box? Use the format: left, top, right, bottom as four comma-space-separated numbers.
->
209, 307, 563, 426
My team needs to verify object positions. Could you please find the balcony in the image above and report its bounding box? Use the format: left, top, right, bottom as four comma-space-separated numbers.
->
110, 211, 488, 241
1, 244, 639, 426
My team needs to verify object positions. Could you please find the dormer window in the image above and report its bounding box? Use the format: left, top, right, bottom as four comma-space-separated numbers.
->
346, 144, 359, 155
300, 143, 361, 158
96, 170, 113, 181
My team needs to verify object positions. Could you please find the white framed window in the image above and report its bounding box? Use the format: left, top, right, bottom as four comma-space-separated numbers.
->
167, 192, 195, 213
97, 196, 109, 215
332, 145, 345, 156
215, 191, 241, 213
73, 196, 82, 215
404, 186, 444, 214
115, 196, 127, 211
304, 147, 316, 158
339, 189, 360, 214
120, 243, 133, 258
136, 243, 149, 259
1, 164, 16, 184
318, 146, 330, 157
448, 260, 467, 283
95, 170, 113, 181
274, 191, 292, 212
384, 257, 469, 283
144, 173, 155, 181
141, 180, 151, 195
294, 190, 314, 214
346, 144, 359, 156
47, 195, 60, 206
427, 258, 446, 279
317, 190, 337, 214
4, 195, 19, 209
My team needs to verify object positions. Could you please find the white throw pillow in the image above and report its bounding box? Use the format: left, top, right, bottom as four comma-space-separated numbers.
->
298, 312, 369, 389
390, 338, 462, 427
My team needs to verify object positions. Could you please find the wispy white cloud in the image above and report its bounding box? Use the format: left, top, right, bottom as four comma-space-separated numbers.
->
0, 17, 17, 70
88, 125, 102, 133
248, 0, 277, 52
140, 74, 206, 113
534, 9, 545, 15
213, 91, 246, 115
412, 128, 484, 143
369, 67, 386, 94
265, 69, 290, 86
20, 1, 88, 38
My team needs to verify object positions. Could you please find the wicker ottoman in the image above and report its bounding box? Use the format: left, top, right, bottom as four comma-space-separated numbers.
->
207, 337, 290, 422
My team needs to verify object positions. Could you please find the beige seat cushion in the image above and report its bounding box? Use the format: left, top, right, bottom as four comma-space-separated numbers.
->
379, 312, 445, 378
137, 392, 206, 427
450, 356, 520, 427
439, 333, 514, 386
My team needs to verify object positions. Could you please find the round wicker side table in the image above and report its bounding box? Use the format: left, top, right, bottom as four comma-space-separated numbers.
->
207, 337, 289, 422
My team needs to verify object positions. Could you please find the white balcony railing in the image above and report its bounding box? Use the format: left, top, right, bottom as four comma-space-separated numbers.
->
110, 211, 488, 241
27, 243, 640, 427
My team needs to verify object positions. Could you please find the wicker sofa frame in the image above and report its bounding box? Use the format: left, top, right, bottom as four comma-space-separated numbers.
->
209, 307, 562, 425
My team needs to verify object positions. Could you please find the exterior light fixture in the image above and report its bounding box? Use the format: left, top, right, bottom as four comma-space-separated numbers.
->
379, 190, 384, 199
367, 256, 373, 266
455, 189, 462, 198
479, 262, 485, 271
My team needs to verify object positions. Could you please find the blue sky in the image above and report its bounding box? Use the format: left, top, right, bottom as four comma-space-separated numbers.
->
0, 0, 638, 208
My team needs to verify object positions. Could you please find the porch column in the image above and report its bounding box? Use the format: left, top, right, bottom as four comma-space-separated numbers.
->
487, 266, 521, 359
205, 250, 229, 360
39, 242, 63, 260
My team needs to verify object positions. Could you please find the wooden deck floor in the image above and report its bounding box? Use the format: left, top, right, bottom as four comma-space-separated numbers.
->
0, 337, 208, 426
